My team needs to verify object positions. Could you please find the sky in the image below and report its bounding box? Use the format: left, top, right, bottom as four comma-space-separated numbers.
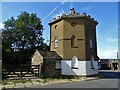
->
0, 2, 118, 59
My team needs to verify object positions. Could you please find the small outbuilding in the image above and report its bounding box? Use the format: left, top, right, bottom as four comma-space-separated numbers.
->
32, 50, 62, 77
99, 59, 120, 70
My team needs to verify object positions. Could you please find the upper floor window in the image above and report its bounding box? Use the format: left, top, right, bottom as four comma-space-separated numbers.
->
71, 22, 76, 27
90, 39, 93, 48
71, 35, 75, 47
54, 37, 58, 48
54, 25, 57, 30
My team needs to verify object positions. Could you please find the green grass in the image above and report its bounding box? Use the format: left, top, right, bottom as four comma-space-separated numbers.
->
2, 80, 7, 85
12, 80, 17, 87
36, 80, 41, 84
2, 78, 33, 87
42, 79, 47, 84
20, 79, 27, 84
28, 79, 34, 85
2, 87, 6, 90
2, 75, 84, 88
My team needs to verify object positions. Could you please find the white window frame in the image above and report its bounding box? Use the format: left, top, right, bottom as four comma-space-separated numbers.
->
54, 37, 58, 48
55, 61, 61, 69
71, 56, 79, 69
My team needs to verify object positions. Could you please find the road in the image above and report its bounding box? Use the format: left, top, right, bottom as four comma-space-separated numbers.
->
30, 70, 120, 88
30, 78, 119, 88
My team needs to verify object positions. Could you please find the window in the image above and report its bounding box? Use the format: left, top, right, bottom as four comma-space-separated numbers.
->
90, 39, 93, 48
91, 56, 95, 69
71, 56, 79, 69
54, 37, 58, 48
71, 22, 76, 27
54, 25, 57, 30
71, 35, 75, 47
56, 61, 61, 69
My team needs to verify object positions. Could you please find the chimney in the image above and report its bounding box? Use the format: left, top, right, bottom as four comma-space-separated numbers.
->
69, 8, 75, 14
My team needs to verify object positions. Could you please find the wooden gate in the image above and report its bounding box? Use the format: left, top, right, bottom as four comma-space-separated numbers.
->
2, 65, 40, 79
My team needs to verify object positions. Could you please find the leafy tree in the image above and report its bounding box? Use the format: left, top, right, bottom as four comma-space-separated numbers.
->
36, 43, 50, 51
3, 12, 44, 51
2, 12, 44, 64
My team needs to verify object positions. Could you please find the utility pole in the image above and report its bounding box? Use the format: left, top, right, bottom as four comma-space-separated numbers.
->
117, 52, 118, 59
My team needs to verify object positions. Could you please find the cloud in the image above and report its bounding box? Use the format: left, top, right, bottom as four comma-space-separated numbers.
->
82, 6, 94, 11
98, 49, 118, 59
61, 0, 68, 5
42, 4, 61, 21
42, 0, 67, 21
106, 38, 118, 42
52, 10, 65, 18
0, 23, 4, 30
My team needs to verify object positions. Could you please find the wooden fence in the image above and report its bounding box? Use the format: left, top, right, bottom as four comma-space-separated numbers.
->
2, 64, 41, 79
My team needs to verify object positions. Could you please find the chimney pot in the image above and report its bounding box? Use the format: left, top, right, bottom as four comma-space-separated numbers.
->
69, 8, 75, 14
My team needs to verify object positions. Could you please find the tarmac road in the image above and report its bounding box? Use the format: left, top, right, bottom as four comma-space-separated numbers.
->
30, 78, 119, 88
30, 70, 120, 88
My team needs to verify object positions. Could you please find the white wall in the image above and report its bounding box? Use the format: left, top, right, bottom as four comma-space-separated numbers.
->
61, 60, 98, 76
86, 61, 98, 75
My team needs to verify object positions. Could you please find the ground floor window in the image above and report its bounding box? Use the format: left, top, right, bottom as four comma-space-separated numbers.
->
91, 56, 95, 69
71, 56, 79, 69
55, 61, 61, 69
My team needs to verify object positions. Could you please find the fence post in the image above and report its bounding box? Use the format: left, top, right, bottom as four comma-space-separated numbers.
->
20, 64, 23, 79
38, 64, 41, 78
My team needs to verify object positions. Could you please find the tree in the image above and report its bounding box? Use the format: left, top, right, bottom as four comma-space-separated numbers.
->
36, 43, 50, 51
3, 12, 44, 51
2, 12, 44, 64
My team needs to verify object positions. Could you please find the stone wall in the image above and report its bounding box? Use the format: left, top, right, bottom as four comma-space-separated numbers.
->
32, 50, 43, 65
42, 58, 61, 77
